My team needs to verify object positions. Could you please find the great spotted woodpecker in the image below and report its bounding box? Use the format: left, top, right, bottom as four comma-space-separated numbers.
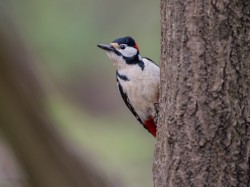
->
97, 36, 159, 137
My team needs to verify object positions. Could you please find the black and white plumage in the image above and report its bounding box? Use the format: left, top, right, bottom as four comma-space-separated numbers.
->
97, 36, 160, 137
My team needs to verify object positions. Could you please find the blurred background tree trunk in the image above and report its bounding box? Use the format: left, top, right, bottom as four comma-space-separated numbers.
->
0, 8, 119, 187
154, 0, 250, 186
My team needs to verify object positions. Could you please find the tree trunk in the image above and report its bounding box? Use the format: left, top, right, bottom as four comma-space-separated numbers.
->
0, 8, 120, 187
154, 0, 250, 186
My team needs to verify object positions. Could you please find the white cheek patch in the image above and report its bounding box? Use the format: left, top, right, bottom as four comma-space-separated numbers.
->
119, 47, 137, 57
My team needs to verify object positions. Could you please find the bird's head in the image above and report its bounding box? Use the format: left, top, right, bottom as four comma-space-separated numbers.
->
97, 36, 141, 70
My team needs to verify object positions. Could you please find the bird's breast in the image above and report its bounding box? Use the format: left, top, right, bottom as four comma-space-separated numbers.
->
119, 75, 159, 122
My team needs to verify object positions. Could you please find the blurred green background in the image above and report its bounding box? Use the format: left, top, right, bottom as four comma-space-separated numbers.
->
5, 0, 160, 186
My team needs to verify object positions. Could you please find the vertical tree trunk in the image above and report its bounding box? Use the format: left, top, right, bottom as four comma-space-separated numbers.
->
154, 0, 250, 186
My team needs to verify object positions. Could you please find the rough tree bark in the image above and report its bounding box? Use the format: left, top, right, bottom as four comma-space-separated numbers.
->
0, 7, 120, 187
154, 0, 250, 187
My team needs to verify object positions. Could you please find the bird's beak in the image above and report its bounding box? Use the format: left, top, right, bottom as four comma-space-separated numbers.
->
97, 44, 113, 51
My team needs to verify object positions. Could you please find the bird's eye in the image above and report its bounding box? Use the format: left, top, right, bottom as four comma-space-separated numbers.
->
120, 44, 126, 50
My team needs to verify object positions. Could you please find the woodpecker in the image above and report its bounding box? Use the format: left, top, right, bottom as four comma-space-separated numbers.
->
97, 36, 160, 137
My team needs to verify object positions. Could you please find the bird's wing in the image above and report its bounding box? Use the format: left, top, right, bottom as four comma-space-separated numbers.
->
142, 57, 159, 67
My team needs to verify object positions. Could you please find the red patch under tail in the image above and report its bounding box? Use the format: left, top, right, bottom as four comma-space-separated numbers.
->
144, 116, 157, 137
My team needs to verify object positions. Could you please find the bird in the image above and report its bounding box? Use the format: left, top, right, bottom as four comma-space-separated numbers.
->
97, 36, 160, 137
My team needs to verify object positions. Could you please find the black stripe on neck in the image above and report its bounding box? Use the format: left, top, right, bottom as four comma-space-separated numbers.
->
116, 71, 129, 81
113, 50, 145, 71
123, 52, 145, 71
